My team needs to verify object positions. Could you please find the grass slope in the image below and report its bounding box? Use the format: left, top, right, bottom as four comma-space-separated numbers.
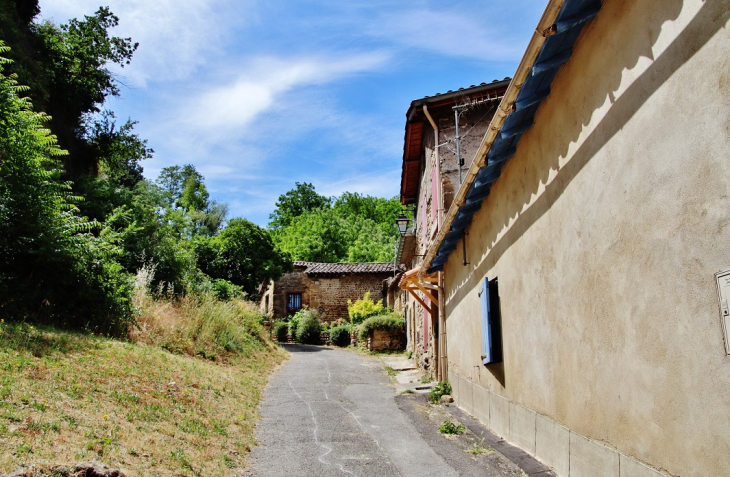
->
0, 298, 286, 476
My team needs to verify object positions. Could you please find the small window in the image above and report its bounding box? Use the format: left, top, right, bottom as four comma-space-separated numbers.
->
479, 277, 503, 365
287, 293, 302, 313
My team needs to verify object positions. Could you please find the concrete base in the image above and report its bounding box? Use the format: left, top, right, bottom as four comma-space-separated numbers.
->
451, 372, 666, 477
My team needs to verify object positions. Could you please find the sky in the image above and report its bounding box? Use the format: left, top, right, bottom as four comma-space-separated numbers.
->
38, 0, 545, 227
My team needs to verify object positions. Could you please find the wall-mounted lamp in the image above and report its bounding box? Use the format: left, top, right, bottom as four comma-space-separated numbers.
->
396, 213, 410, 236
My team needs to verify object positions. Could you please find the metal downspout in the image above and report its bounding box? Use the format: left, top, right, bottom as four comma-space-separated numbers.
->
423, 104, 446, 381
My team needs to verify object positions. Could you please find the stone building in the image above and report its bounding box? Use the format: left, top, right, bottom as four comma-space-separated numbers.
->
260, 261, 400, 322
396, 79, 510, 377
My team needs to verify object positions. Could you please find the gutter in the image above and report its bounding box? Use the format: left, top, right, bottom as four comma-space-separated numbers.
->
419, 0, 568, 277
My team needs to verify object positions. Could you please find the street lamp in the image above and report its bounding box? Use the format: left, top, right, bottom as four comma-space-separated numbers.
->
395, 213, 410, 236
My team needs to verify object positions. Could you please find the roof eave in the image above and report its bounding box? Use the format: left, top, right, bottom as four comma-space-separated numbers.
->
421, 0, 594, 276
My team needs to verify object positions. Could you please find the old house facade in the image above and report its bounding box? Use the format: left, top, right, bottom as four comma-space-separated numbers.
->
407, 0, 730, 476
396, 80, 510, 379
260, 261, 399, 322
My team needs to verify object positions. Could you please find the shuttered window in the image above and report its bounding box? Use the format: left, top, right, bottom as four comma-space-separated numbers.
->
479, 277, 503, 365
287, 293, 302, 312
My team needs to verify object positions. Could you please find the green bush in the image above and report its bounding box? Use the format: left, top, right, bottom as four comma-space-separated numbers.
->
273, 320, 289, 342
295, 310, 321, 345
210, 279, 244, 301
329, 324, 352, 347
357, 313, 404, 340
288, 309, 305, 336
347, 292, 384, 325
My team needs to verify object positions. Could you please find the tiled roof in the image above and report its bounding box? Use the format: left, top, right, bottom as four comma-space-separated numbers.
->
293, 261, 401, 276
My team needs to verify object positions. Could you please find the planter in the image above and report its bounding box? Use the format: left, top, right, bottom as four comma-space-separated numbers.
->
368, 329, 405, 351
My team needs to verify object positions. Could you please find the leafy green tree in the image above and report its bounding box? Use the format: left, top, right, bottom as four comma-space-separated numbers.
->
269, 182, 330, 229
156, 164, 226, 238
0, 44, 133, 332
275, 208, 349, 262
34, 7, 138, 173
196, 219, 293, 298
274, 207, 395, 263
88, 110, 153, 188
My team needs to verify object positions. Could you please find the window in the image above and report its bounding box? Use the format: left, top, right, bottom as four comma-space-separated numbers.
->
287, 293, 302, 313
479, 277, 503, 365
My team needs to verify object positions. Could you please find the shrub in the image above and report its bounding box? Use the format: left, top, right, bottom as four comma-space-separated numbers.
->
295, 310, 321, 345
210, 279, 244, 301
357, 313, 404, 340
273, 320, 288, 342
288, 308, 305, 337
428, 381, 452, 404
347, 292, 384, 325
329, 324, 352, 347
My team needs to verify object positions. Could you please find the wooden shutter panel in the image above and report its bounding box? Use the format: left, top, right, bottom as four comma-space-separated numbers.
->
480, 277, 502, 364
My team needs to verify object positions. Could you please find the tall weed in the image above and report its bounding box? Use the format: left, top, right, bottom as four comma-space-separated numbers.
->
130, 288, 269, 361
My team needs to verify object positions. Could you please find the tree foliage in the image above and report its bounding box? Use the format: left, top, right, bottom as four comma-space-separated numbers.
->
0, 45, 133, 332
196, 219, 293, 298
268, 181, 330, 230
271, 184, 401, 263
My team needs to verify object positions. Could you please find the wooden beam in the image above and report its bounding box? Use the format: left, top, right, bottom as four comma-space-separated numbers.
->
406, 288, 432, 313
413, 281, 438, 306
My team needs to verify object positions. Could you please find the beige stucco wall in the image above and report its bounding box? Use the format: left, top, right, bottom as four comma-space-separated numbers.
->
443, 0, 730, 476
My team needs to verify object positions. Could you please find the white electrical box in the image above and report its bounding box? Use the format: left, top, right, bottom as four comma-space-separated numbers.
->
715, 269, 730, 355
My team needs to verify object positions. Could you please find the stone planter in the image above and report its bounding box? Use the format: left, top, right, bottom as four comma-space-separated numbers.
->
368, 329, 405, 351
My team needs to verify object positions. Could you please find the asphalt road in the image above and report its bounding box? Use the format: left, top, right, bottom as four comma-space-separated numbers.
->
244, 345, 531, 477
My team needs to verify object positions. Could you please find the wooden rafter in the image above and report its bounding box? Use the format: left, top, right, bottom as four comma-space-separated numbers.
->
399, 267, 439, 312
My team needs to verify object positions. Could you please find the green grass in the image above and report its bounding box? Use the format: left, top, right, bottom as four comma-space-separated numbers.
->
0, 296, 287, 476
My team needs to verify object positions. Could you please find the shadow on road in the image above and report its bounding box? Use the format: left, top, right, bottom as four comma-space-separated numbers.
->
279, 343, 332, 353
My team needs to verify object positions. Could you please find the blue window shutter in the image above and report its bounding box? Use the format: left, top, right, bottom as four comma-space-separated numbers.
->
480, 277, 492, 364
480, 277, 502, 365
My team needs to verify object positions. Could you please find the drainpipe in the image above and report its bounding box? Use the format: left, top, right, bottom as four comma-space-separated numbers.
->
454, 108, 463, 186
422, 105, 441, 228
423, 104, 447, 381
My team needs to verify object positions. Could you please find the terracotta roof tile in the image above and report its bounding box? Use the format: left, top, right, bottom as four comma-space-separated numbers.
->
292, 261, 402, 276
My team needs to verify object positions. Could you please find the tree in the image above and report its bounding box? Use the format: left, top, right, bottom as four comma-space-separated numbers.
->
196, 219, 293, 298
274, 208, 395, 263
87, 110, 153, 188
156, 164, 225, 238
34, 7, 138, 174
0, 44, 133, 332
269, 182, 330, 229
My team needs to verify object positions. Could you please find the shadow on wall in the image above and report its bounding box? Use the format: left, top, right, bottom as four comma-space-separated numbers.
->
448, 0, 728, 312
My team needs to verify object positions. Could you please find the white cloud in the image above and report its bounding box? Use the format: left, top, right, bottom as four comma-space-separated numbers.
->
367, 9, 523, 62
174, 52, 390, 135
39, 0, 248, 86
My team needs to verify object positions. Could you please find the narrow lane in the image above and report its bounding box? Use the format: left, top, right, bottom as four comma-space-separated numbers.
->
245, 345, 459, 477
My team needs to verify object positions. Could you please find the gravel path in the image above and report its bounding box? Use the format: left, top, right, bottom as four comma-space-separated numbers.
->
244, 345, 531, 477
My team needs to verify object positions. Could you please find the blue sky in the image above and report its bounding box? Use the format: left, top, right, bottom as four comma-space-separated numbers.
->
39, 0, 544, 227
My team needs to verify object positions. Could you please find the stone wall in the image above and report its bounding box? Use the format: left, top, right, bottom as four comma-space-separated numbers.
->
262, 268, 393, 323
309, 274, 388, 323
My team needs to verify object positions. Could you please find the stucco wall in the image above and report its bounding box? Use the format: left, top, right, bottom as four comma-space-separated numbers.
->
443, 1, 730, 476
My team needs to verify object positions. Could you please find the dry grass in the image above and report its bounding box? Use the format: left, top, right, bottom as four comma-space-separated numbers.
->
0, 293, 287, 476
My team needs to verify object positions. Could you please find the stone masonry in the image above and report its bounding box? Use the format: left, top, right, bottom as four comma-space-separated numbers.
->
260, 262, 401, 323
